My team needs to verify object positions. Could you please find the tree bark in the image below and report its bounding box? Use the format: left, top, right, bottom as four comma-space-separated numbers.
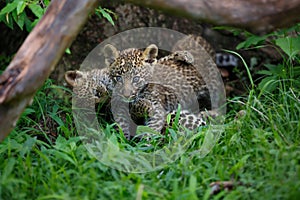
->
127, 0, 300, 34
0, 0, 98, 141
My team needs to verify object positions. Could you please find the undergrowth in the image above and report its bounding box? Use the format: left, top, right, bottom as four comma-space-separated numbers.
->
0, 25, 300, 199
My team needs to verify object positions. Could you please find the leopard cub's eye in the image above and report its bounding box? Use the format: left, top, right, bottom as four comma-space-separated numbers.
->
115, 76, 122, 82
132, 76, 140, 83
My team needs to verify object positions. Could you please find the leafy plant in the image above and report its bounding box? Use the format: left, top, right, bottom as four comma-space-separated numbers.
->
0, 0, 49, 32
258, 34, 300, 94
94, 6, 117, 26
15, 78, 76, 142
1, 77, 299, 199
234, 23, 300, 51
275, 36, 300, 59
0, 1, 116, 32
221, 23, 300, 94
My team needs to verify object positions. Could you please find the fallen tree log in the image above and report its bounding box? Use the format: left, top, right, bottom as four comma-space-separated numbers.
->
0, 0, 98, 141
126, 0, 300, 34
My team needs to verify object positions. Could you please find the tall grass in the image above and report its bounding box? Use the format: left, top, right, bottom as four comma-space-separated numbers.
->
1, 28, 300, 199
0, 68, 299, 200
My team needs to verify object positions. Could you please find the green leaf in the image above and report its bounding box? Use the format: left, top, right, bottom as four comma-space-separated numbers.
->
1, 158, 16, 181
0, 13, 4, 22
17, 1, 26, 15
166, 113, 171, 124
213, 26, 244, 36
11, 9, 18, 23
3, 14, 14, 29
236, 41, 247, 50
31, 18, 40, 27
275, 37, 300, 58
28, 4, 44, 18
264, 63, 279, 70
258, 76, 278, 93
173, 104, 181, 127
189, 175, 197, 192
292, 66, 300, 76
23, 108, 36, 116
0, 1, 19, 15
52, 150, 76, 165
65, 48, 71, 54
136, 126, 159, 135
264, 63, 285, 77
100, 8, 115, 26
229, 154, 250, 174
50, 113, 64, 127
16, 11, 26, 30
24, 17, 33, 32
43, 0, 51, 6
256, 70, 273, 76
236, 35, 268, 50
20, 136, 36, 157
168, 128, 177, 141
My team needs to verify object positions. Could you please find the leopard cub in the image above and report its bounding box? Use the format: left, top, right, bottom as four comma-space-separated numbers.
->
65, 42, 214, 141
65, 68, 114, 104
104, 44, 210, 139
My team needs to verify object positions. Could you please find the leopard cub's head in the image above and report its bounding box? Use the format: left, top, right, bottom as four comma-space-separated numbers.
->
104, 44, 158, 102
65, 68, 112, 103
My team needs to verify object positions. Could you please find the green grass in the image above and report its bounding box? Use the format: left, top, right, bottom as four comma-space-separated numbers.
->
0, 75, 299, 200
1, 28, 300, 198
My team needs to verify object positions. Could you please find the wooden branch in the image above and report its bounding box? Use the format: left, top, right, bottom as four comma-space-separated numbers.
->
0, 0, 98, 141
126, 0, 300, 33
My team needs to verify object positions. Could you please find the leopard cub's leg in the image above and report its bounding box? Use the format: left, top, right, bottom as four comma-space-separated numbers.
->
168, 109, 207, 131
130, 98, 166, 141
111, 98, 135, 140
176, 109, 220, 130
145, 103, 167, 135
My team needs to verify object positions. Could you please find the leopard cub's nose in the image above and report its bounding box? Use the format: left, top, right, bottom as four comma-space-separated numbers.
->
123, 88, 133, 98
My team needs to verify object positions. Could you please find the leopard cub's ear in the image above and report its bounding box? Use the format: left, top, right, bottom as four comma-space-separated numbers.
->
103, 44, 119, 66
65, 70, 84, 87
142, 44, 158, 63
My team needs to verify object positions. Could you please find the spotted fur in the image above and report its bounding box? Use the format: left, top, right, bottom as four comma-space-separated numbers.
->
65, 68, 114, 104
105, 44, 212, 139
172, 35, 226, 111
65, 35, 222, 141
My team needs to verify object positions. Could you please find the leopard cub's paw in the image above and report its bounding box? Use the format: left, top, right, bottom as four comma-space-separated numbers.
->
173, 51, 194, 64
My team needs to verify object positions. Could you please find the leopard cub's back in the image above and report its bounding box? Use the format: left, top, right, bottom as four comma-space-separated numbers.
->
153, 50, 211, 111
